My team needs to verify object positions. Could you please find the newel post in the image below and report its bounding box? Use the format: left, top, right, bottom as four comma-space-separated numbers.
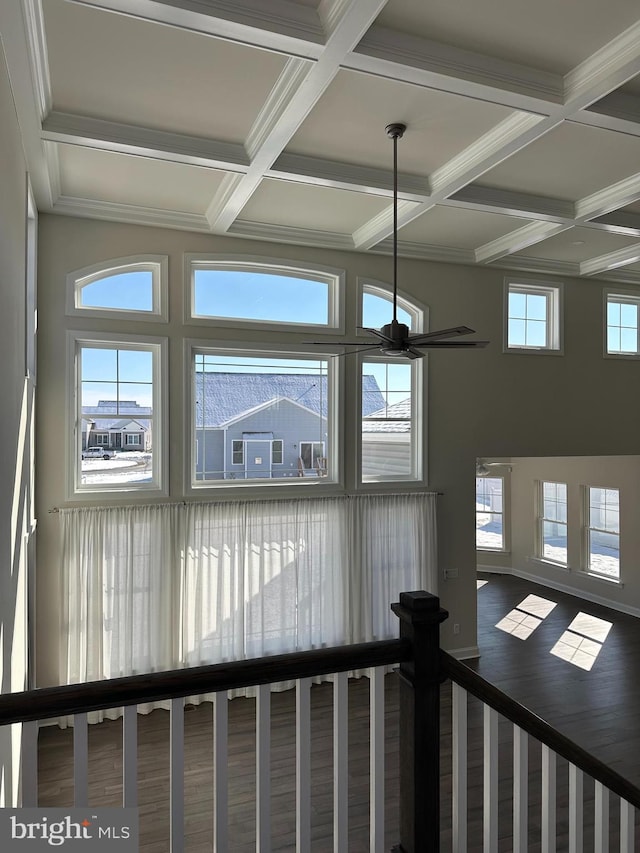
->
391, 590, 448, 853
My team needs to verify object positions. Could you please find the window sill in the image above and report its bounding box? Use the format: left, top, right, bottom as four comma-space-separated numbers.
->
476, 547, 509, 554
503, 346, 563, 356
528, 556, 569, 571
578, 570, 623, 588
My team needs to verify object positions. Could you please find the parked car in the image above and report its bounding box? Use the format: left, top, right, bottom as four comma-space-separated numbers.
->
82, 446, 115, 460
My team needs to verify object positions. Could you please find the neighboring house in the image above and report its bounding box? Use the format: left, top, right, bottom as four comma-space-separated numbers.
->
362, 397, 412, 479
194, 373, 385, 480
82, 400, 152, 451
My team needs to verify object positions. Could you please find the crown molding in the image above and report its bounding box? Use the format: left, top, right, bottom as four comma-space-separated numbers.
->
245, 57, 312, 161
429, 112, 549, 198
66, 0, 326, 57
489, 255, 579, 278
352, 199, 428, 250
229, 219, 355, 251
21, 0, 51, 118
269, 152, 430, 200
42, 111, 249, 172
575, 173, 640, 222
563, 20, 640, 108
447, 185, 575, 222
589, 211, 640, 236
475, 221, 571, 264
592, 268, 640, 287
52, 196, 210, 232
348, 25, 562, 113
42, 140, 61, 207
318, 0, 352, 37
375, 238, 475, 265
580, 243, 640, 277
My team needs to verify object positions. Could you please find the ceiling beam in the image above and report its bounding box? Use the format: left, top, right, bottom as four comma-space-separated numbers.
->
475, 221, 571, 264
205, 0, 390, 233
580, 243, 640, 276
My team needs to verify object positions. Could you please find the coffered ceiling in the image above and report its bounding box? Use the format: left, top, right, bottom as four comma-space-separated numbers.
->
5, 0, 640, 283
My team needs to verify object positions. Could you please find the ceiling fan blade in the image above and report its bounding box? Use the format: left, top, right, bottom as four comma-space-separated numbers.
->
405, 347, 424, 359
406, 325, 476, 344
306, 340, 378, 346
358, 326, 394, 343
330, 345, 382, 357
420, 340, 489, 348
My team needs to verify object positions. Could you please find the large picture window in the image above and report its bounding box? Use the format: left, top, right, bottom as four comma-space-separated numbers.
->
69, 333, 166, 496
190, 347, 334, 487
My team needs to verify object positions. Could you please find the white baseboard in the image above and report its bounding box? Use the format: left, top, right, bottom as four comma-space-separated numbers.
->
444, 645, 480, 660
478, 565, 640, 619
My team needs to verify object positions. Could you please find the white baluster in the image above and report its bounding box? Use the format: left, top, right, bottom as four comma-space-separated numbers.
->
594, 781, 609, 853
513, 724, 528, 853
483, 705, 498, 853
256, 683, 271, 853
21, 720, 38, 807
73, 712, 88, 807
296, 678, 311, 853
170, 698, 184, 853
122, 705, 137, 807
568, 764, 583, 853
620, 799, 634, 853
369, 667, 384, 853
452, 683, 467, 853
214, 692, 228, 853
541, 745, 556, 853
334, 671, 348, 852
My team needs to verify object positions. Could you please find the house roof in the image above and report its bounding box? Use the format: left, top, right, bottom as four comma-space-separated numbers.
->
83, 417, 150, 431
83, 401, 152, 416
196, 373, 385, 428
362, 398, 412, 433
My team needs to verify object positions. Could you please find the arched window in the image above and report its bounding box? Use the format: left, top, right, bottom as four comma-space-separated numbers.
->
67, 255, 168, 320
186, 255, 344, 331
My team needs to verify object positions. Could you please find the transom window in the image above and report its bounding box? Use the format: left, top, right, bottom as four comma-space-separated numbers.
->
538, 481, 568, 565
505, 280, 562, 352
187, 256, 343, 330
190, 348, 333, 487
476, 476, 504, 550
67, 256, 168, 321
584, 487, 620, 580
606, 291, 640, 356
69, 333, 166, 496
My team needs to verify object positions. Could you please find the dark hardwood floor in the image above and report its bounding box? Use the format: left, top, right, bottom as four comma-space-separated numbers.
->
35, 572, 640, 851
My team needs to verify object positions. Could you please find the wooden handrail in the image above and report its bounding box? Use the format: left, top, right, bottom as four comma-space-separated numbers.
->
441, 651, 640, 811
0, 638, 411, 726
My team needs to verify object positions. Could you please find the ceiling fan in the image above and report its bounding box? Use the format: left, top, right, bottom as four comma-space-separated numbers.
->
309, 123, 489, 359
476, 459, 513, 476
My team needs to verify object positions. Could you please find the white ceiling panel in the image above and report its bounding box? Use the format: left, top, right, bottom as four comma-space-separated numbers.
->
238, 179, 389, 233
513, 227, 640, 263
58, 146, 226, 212
399, 206, 529, 249
287, 70, 514, 174
477, 124, 640, 201
375, 0, 640, 75
44, 0, 287, 142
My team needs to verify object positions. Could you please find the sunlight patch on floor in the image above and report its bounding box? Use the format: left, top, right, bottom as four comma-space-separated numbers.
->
516, 594, 557, 618
550, 611, 612, 671
496, 609, 541, 640
477, 579, 488, 588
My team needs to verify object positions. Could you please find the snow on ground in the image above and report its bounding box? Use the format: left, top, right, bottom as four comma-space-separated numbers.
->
81, 453, 153, 485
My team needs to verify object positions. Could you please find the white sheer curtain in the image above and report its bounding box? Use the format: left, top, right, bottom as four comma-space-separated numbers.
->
59, 493, 437, 712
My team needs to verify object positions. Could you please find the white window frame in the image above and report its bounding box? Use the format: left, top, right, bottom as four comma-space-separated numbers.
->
95, 433, 110, 446
582, 486, 621, 582
67, 331, 168, 499
504, 279, 563, 353
536, 480, 568, 566
476, 474, 507, 552
185, 254, 345, 334
357, 353, 424, 485
604, 289, 640, 358
185, 340, 341, 494
357, 278, 426, 337
66, 255, 168, 321
125, 433, 142, 446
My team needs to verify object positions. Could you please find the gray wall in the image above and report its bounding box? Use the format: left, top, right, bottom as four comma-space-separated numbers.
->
35, 214, 640, 685
0, 40, 33, 805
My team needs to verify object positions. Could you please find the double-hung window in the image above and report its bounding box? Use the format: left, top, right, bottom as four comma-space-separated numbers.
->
505, 280, 562, 352
584, 487, 620, 580
69, 332, 166, 496
476, 476, 504, 550
538, 481, 568, 565
605, 291, 640, 356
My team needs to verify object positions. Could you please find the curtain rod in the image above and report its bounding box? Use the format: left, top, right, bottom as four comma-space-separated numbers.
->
48, 491, 444, 513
